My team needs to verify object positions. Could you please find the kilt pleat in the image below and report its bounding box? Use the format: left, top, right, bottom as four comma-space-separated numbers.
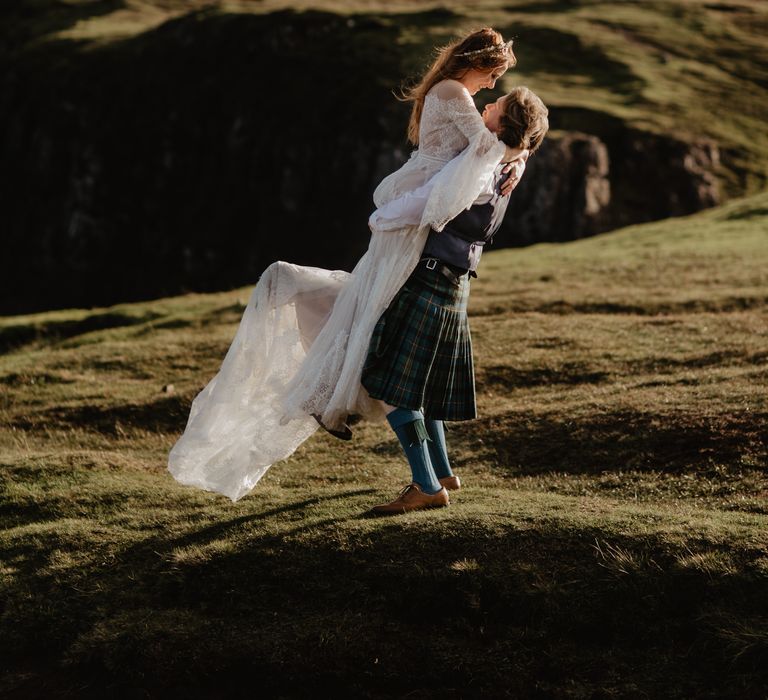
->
361, 265, 476, 420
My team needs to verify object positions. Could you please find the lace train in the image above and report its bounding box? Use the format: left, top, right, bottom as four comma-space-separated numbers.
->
168, 262, 347, 501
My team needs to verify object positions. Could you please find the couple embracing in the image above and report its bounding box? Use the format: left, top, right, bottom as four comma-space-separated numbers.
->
168, 27, 549, 514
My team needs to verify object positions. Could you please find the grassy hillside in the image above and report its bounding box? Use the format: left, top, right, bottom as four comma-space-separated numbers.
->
1, 193, 767, 696
2, 0, 766, 316
6, 0, 768, 195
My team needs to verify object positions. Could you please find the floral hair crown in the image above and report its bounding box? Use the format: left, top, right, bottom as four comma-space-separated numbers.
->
454, 39, 514, 58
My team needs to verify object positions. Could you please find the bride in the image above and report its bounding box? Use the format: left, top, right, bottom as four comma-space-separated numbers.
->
169, 28, 525, 501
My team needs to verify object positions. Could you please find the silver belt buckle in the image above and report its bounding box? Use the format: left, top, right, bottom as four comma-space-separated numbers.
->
425, 258, 437, 270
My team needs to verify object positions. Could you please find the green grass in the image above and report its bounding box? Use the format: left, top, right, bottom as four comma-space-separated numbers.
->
1, 192, 767, 696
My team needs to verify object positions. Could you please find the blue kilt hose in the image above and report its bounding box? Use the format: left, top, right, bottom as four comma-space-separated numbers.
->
361, 259, 476, 420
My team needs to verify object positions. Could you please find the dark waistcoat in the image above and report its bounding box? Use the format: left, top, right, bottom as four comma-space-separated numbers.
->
421, 171, 510, 272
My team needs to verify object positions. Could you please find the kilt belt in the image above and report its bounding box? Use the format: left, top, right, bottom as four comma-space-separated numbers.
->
418, 257, 476, 285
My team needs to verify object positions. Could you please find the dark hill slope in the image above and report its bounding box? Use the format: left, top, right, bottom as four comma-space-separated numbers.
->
0, 1, 766, 313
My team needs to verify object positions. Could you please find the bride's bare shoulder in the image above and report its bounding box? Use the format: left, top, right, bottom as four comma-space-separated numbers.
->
429, 79, 469, 101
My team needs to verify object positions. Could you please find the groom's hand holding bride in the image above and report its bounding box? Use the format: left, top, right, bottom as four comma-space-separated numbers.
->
500, 148, 529, 196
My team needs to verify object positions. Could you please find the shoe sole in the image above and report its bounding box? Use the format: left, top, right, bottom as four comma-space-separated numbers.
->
368, 501, 450, 517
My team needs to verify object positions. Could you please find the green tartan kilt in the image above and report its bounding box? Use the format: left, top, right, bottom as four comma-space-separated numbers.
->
361, 262, 476, 420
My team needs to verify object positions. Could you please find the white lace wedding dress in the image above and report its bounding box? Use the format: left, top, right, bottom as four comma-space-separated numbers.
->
168, 80, 508, 500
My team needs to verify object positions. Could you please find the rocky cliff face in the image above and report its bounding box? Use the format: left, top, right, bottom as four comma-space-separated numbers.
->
499, 126, 720, 246
0, 9, 724, 314
502, 133, 612, 245
1, 10, 407, 314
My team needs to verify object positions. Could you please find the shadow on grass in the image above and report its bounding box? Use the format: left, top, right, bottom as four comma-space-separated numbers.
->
462, 409, 768, 475
472, 296, 768, 316
150, 489, 377, 551
14, 393, 193, 435
0, 310, 163, 354
1, 502, 767, 698
478, 363, 609, 390
477, 349, 767, 391
0, 0, 124, 53
628, 349, 768, 372
0, 371, 76, 386
128, 303, 248, 338
201, 302, 248, 324
725, 206, 768, 220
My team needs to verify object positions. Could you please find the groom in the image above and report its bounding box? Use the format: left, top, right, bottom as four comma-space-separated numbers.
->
368, 87, 547, 274
366, 86, 550, 514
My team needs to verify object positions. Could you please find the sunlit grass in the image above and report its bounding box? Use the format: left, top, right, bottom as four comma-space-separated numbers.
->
1, 191, 767, 695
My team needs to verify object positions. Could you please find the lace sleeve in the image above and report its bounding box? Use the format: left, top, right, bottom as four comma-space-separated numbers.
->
369, 178, 434, 232
372, 150, 426, 208
418, 140, 502, 231
416, 85, 508, 232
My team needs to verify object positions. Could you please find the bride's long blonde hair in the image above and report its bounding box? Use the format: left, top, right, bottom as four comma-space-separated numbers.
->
400, 28, 516, 146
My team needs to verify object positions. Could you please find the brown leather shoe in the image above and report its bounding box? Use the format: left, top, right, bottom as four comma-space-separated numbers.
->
439, 475, 461, 491
370, 483, 449, 516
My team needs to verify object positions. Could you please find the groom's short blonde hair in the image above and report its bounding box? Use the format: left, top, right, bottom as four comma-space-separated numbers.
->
498, 87, 549, 154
